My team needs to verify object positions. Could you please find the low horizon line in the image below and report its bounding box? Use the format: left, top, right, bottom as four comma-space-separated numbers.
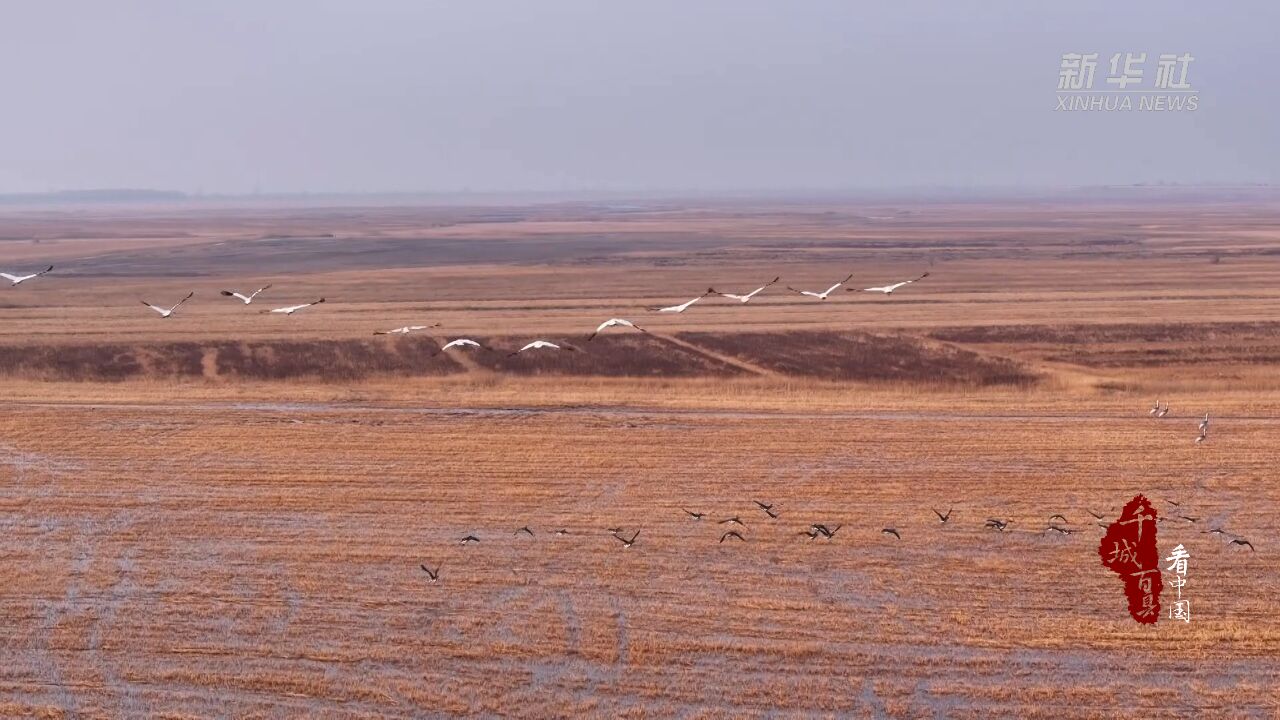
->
0, 182, 1275, 204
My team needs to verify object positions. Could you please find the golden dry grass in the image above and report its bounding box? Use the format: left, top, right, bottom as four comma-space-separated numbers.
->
1, 197, 1279, 716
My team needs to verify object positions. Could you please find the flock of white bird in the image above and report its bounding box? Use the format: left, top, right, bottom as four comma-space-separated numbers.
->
1, 264, 933, 358
0, 265, 1223, 440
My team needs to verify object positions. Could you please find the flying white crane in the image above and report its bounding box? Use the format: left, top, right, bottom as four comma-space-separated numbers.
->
140, 291, 195, 319
432, 338, 487, 356
0, 265, 52, 286
650, 288, 714, 313
262, 298, 325, 315
717, 277, 780, 303
786, 273, 853, 300
219, 284, 272, 304
374, 324, 439, 336
852, 272, 930, 295
508, 340, 576, 357
588, 318, 646, 341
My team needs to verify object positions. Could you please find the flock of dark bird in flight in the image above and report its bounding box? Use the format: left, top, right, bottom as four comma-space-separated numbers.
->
416, 494, 1255, 582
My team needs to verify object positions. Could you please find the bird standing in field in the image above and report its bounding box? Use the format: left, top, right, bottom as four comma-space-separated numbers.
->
1199, 412, 1210, 434
263, 298, 325, 315
786, 273, 853, 300
850, 272, 929, 296
141, 291, 195, 319
508, 340, 576, 357
375, 324, 438, 335
651, 289, 715, 313
716, 277, 780, 303
1157, 402, 1170, 418
588, 318, 646, 341
1, 265, 53, 286
219, 284, 272, 304
1195, 426, 1208, 444
1149, 399, 1161, 416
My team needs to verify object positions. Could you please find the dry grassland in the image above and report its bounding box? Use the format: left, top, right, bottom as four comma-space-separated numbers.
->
0, 196, 1279, 716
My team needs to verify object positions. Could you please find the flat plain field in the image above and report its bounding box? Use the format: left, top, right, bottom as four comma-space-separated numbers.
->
0, 195, 1278, 717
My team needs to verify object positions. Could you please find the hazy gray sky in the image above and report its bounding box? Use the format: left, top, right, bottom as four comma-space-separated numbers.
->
1, 1, 1275, 194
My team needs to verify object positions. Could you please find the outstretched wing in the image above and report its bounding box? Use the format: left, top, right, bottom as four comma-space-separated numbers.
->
169, 291, 195, 312
672, 296, 701, 311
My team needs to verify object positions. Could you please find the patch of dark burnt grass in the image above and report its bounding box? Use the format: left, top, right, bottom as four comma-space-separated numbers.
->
139, 342, 205, 377
0, 337, 469, 382
1046, 346, 1280, 368
470, 334, 745, 377
929, 321, 1280, 345
677, 330, 1036, 386
0, 343, 146, 380
214, 337, 463, 380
